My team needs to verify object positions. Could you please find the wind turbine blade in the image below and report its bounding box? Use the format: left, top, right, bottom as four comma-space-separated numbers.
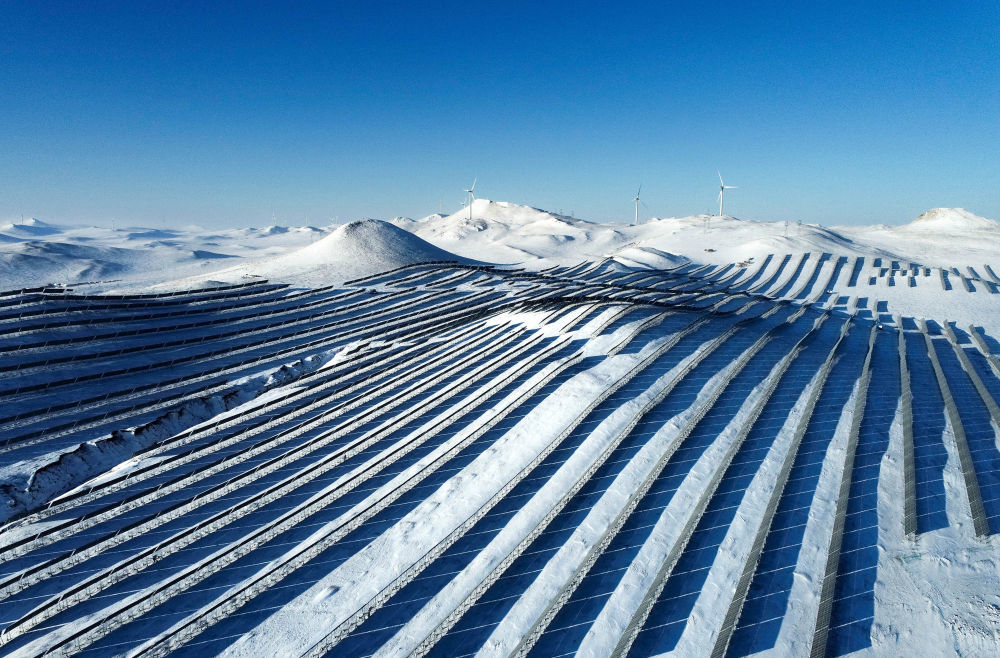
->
718, 171, 724, 185
471, 177, 477, 192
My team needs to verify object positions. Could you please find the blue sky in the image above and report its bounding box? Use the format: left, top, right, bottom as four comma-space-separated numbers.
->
2, 2, 998, 228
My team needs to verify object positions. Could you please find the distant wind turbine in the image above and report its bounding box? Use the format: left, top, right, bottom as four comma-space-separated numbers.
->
632, 185, 648, 225
464, 177, 477, 221
717, 171, 737, 217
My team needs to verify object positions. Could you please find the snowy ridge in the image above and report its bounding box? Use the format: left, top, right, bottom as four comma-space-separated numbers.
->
1, 256, 999, 658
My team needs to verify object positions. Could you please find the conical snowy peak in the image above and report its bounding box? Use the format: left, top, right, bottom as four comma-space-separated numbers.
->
245, 219, 467, 285
295, 219, 461, 265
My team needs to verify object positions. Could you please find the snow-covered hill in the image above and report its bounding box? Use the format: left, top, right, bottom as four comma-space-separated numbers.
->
244, 219, 471, 286
0, 217, 63, 238
901, 207, 1000, 232
404, 199, 626, 265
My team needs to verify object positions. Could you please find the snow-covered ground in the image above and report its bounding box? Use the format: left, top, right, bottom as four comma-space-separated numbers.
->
1, 202, 999, 657
5, 202, 999, 330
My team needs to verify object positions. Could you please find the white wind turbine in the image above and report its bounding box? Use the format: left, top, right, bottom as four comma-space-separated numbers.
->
464, 177, 477, 220
717, 171, 737, 217
633, 184, 644, 225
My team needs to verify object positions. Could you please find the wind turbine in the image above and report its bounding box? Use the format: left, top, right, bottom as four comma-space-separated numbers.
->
464, 177, 477, 221
633, 185, 642, 225
717, 171, 737, 217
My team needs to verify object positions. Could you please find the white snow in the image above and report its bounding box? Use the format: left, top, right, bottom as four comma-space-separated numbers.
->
3, 201, 1000, 658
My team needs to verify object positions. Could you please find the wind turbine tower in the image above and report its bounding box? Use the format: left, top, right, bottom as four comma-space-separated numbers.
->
464, 178, 477, 221
633, 185, 642, 225
717, 171, 737, 217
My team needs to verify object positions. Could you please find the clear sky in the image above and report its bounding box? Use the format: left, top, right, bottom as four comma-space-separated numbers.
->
2, 1, 998, 228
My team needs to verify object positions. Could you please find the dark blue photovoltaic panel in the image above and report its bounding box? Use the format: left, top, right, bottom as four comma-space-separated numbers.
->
527, 310, 807, 658
825, 328, 898, 656
904, 331, 949, 532
629, 314, 843, 656
728, 321, 869, 656
429, 315, 765, 658
930, 337, 1000, 533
